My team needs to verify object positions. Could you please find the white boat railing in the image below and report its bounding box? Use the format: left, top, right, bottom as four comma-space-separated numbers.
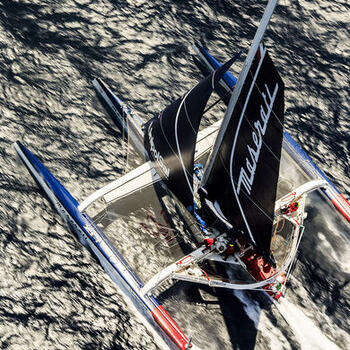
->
137, 179, 328, 294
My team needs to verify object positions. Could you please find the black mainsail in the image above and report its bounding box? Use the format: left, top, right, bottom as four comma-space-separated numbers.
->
144, 53, 241, 209
201, 44, 285, 260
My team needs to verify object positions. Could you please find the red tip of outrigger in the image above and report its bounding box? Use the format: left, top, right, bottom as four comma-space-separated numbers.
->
331, 194, 350, 223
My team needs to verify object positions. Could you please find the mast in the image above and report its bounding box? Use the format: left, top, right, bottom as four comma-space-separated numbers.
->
201, 0, 279, 185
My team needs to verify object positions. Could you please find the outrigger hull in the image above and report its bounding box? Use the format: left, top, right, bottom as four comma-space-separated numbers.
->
14, 141, 196, 350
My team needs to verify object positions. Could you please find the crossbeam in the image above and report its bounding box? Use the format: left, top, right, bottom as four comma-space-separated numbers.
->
140, 245, 216, 296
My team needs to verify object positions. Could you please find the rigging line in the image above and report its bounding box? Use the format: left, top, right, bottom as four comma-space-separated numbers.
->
183, 91, 226, 140
203, 89, 231, 115
204, 47, 247, 116
288, 207, 300, 226
271, 216, 285, 242
120, 107, 128, 175
285, 225, 305, 281
123, 110, 131, 175
277, 216, 286, 233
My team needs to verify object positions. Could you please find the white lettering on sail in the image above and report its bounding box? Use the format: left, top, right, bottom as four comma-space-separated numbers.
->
236, 82, 279, 195
148, 123, 170, 179
229, 43, 268, 246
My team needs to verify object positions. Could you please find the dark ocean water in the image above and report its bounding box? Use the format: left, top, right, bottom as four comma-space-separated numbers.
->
0, 0, 349, 349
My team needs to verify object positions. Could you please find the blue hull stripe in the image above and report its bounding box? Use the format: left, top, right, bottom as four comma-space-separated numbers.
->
198, 45, 237, 88
16, 142, 157, 310
282, 131, 338, 194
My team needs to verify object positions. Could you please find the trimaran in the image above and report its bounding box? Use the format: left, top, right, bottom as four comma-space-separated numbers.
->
15, 0, 350, 349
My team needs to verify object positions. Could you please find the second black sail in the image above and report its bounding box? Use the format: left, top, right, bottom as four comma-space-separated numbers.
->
144, 52, 241, 209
